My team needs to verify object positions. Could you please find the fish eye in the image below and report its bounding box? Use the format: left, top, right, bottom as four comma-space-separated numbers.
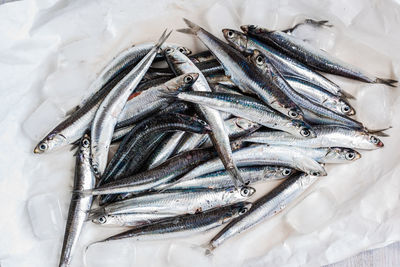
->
239, 207, 248, 215
199, 120, 207, 125
256, 55, 264, 64
341, 105, 351, 113
227, 30, 234, 38
39, 143, 48, 151
82, 139, 90, 148
282, 168, 292, 176
98, 216, 107, 224
165, 47, 174, 53
178, 47, 185, 53
240, 187, 250, 196
370, 136, 379, 144
345, 152, 355, 160
184, 75, 193, 83
311, 171, 319, 176
300, 128, 310, 137
288, 110, 298, 118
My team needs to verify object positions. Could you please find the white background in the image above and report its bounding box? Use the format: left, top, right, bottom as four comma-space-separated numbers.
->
0, 0, 400, 266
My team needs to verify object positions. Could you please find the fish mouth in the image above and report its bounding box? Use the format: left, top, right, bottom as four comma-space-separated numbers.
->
33, 145, 44, 154
377, 140, 384, 147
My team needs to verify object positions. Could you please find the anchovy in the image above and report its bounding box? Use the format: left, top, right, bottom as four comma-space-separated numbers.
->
91, 30, 171, 176
165, 46, 245, 187
222, 28, 343, 96
249, 50, 363, 129
165, 145, 326, 187
58, 134, 95, 267
91, 186, 255, 216
168, 166, 295, 190
207, 173, 317, 252
91, 212, 176, 227
90, 202, 251, 244
85, 148, 217, 197
239, 126, 385, 150
166, 91, 316, 138
178, 19, 304, 120
242, 25, 397, 87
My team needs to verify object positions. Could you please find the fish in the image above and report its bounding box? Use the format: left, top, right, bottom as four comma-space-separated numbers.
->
83, 148, 217, 197
160, 144, 326, 191
242, 25, 397, 87
58, 134, 95, 267
165, 46, 245, 188
190, 50, 215, 63
164, 91, 316, 138
91, 30, 171, 176
238, 126, 385, 150
221, 28, 344, 96
177, 19, 305, 122
89, 202, 252, 244
167, 166, 295, 190
90, 186, 255, 217
91, 212, 176, 227
97, 113, 211, 205
206, 173, 317, 252
249, 50, 363, 129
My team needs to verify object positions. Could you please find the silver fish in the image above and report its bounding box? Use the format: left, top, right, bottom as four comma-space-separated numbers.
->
165, 46, 245, 187
91, 30, 171, 175
91, 212, 175, 227
239, 126, 384, 150
207, 173, 317, 252
178, 19, 305, 122
58, 134, 95, 267
91, 202, 251, 243
91, 186, 255, 216
242, 25, 397, 87
167, 91, 315, 138
168, 166, 294, 190
222, 28, 343, 96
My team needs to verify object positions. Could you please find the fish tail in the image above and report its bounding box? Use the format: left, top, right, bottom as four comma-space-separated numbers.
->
199, 242, 215, 256
366, 126, 392, 137
227, 165, 245, 188
375, 78, 398, 87
340, 90, 356, 100
155, 29, 173, 50
305, 19, 333, 28
176, 18, 201, 35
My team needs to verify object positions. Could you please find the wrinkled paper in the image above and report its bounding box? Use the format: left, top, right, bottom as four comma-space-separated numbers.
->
0, 0, 399, 266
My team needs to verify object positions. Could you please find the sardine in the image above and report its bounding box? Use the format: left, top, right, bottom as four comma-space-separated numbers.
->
91, 212, 176, 227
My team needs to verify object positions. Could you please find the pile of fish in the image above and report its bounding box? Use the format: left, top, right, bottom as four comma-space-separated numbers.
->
33, 18, 395, 266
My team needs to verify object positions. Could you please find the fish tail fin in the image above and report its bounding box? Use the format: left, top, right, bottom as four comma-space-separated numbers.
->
366, 126, 392, 137
340, 90, 356, 100
177, 18, 201, 35
375, 78, 398, 87
226, 165, 245, 189
305, 19, 333, 28
155, 29, 173, 50
199, 242, 215, 256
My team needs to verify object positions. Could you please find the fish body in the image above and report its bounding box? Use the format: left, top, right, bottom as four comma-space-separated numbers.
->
58, 134, 95, 267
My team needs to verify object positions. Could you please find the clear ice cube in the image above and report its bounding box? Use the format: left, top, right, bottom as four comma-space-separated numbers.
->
85, 240, 136, 267
27, 193, 64, 239
285, 189, 336, 234
22, 99, 65, 141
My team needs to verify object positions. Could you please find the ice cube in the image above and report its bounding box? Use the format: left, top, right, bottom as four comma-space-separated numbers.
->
27, 193, 64, 239
85, 240, 136, 267
167, 242, 211, 267
285, 189, 336, 234
22, 99, 65, 141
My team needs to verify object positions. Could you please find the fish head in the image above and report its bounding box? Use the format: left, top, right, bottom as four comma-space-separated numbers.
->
368, 134, 384, 148
239, 186, 256, 198
175, 113, 211, 133
289, 120, 317, 139
241, 25, 271, 35
221, 202, 252, 224
161, 44, 192, 56
165, 72, 199, 92
34, 132, 67, 154
325, 147, 361, 163
233, 117, 260, 132
91, 214, 110, 225
78, 133, 91, 159
222, 29, 249, 53
339, 99, 356, 116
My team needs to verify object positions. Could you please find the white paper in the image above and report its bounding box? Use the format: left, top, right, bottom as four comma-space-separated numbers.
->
0, 0, 399, 266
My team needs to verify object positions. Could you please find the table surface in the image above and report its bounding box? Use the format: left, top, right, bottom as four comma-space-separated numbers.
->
326, 241, 400, 267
